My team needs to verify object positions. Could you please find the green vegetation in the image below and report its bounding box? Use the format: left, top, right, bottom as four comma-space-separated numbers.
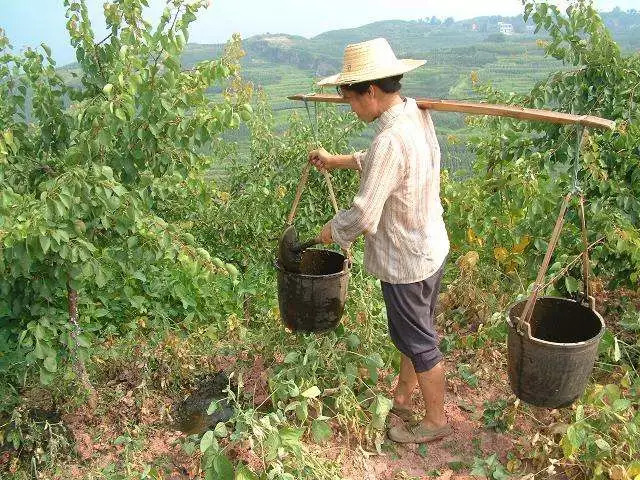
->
1, 1, 639, 479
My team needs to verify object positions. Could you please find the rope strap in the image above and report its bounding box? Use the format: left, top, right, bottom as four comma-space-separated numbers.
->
517, 126, 594, 333
519, 193, 572, 328
287, 162, 312, 225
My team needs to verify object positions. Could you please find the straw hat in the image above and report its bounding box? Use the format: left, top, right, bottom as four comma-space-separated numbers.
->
317, 37, 426, 86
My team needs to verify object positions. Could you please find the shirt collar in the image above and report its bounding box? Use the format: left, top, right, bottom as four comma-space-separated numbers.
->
376, 98, 409, 133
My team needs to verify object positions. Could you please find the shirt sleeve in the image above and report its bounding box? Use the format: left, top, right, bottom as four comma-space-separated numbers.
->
353, 150, 367, 172
331, 136, 403, 249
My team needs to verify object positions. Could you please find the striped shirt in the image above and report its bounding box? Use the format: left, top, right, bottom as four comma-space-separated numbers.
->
331, 97, 449, 284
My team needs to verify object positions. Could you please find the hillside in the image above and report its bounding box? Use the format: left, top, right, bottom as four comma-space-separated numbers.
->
57, 8, 640, 170
179, 9, 640, 170
187, 9, 639, 103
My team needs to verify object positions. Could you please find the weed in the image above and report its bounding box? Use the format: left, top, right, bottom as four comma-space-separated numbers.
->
482, 399, 511, 432
471, 453, 510, 479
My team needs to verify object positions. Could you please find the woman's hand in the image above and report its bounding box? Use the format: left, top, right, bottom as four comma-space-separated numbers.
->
319, 221, 333, 244
308, 147, 334, 171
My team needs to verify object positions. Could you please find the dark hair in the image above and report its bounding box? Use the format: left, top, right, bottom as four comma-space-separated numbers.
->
338, 74, 403, 95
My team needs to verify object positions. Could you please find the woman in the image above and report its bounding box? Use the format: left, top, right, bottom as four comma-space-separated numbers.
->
308, 38, 451, 443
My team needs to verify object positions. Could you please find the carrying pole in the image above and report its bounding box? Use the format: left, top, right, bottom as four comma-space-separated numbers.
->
288, 94, 616, 131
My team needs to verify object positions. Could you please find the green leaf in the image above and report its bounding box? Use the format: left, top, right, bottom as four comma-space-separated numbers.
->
417, 443, 428, 458
39, 235, 51, 254
213, 422, 228, 438
594, 438, 611, 451
34, 341, 46, 359
182, 11, 197, 23
96, 129, 111, 148
76, 334, 91, 348
102, 83, 113, 95
612, 398, 631, 411
41, 43, 52, 57
604, 384, 621, 402
369, 395, 393, 430
225, 263, 239, 280
283, 351, 299, 364
206, 400, 220, 415
115, 108, 127, 121
301, 386, 321, 399
39, 367, 53, 385
371, 395, 393, 417
161, 98, 173, 112
345, 362, 357, 386
345, 334, 361, 349
200, 430, 216, 453
311, 419, 332, 444
566, 424, 583, 448
213, 453, 234, 480
295, 400, 308, 422
470, 461, 487, 477
560, 434, 576, 458
101, 166, 114, 180
94, 267, 107, 288
565, 276, 579, 293
3, 130, 15, 149
279, 427, 303, 450
43, 356, 57, 373
263, 432, 280, 462
613, 336, 621, 362
235, 464, 259, 480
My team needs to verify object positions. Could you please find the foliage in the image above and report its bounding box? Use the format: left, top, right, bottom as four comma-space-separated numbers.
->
178, 90, 364, 266
471, 454, 510, 480
0, 0, 249, 388
482, 399, 511, 432
560, 382, 640, 477
444, 0, 640, 293
442, 2, 640, 477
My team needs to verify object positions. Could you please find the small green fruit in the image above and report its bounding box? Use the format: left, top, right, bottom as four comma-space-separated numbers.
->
183, 233, 195, 245
225, 263, 239, 280
73, 219, 86, 235
212, 257, 225, 269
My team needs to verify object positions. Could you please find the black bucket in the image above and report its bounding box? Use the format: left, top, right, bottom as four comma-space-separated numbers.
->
507, 297, 605, 408
275, 249, 350, 332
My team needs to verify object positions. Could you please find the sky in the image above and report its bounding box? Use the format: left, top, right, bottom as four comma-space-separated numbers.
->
0, 0, 637, 65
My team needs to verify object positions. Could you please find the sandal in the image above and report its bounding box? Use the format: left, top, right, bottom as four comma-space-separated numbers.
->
387, 422, 452, 444
390, 404, 415, 423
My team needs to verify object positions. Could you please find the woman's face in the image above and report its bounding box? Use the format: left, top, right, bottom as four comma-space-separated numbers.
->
341, 86, 376, 123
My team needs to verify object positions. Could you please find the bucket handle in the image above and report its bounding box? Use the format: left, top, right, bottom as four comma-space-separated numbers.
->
516, 193, 593, 336
286, 161, 352, 264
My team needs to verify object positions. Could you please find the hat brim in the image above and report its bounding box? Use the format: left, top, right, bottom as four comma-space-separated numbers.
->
317, 59, 426, 86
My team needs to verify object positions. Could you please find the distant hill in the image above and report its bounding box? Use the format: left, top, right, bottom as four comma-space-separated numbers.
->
58, 8, 640, 170
183, 8, 638, 170
61, 8, 639, 105
178, 9, 639, 111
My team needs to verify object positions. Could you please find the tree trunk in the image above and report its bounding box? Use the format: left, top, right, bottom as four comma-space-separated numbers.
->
68, 283, 98, 409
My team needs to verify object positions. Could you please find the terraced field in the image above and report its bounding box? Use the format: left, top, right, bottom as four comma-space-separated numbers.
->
201, 10, 639, 173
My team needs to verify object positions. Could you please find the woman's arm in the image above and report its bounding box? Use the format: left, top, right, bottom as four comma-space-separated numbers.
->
308, 147, 363, 171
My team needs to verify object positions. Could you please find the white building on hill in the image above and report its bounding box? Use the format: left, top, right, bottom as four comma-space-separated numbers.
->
498, 22, 514, 35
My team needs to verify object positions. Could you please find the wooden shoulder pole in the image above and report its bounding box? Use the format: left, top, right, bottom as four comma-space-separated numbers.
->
287, 93, 616, 131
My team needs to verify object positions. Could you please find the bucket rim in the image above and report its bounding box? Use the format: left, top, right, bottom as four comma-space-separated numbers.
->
273, 250, 350, 279
507, 296, 605, 348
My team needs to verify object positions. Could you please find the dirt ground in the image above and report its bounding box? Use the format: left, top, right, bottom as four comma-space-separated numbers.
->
32, 343, 551, 480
